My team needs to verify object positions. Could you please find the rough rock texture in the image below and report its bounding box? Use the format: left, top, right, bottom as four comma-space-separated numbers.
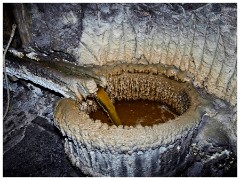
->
3, 3, 237, 177
5, 52, 106, 100
3, 116, 86, 177
12, 3, 237, 106
3, 80, 86, 177
188, 93, 237, 177
3, 80, 59, 154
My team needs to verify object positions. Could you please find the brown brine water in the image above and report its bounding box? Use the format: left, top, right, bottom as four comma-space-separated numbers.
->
90, 99, 177, 126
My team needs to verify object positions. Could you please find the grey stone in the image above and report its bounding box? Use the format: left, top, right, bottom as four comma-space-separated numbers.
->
3, 116, 86, 177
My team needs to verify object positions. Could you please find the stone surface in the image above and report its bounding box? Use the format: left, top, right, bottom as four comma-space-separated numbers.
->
3, 117, 86, 177
3, 80, 59, 154
3, 80, 86, 177
11, 3, 237, 106
3, 3, 237, 177
5, 52, 108, 101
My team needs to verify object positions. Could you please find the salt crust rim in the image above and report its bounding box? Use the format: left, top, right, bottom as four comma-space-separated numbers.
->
54, 65, 208, 152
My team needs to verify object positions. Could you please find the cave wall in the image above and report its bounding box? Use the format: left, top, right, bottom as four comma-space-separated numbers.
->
3, 4, 237, 176
11, 3, 237, 106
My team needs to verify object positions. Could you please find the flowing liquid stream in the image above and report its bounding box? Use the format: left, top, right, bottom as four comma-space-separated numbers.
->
95, 87, 122, 126
94, 87, 177, 126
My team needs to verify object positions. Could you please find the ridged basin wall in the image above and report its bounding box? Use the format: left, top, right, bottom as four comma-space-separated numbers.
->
54, 65, 208, 176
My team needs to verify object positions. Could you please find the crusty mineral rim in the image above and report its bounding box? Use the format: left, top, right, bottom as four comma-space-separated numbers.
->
53, 64, 208, 153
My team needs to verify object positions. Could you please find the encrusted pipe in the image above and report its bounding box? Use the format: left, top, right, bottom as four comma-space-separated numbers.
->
5, 50, 107, 100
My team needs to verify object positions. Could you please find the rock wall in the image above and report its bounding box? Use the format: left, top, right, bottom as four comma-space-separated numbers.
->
12, 3, 237, 106
4, 3, 237, 176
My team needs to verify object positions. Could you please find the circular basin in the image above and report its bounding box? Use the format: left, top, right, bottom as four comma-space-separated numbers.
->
53, 64, 207, 177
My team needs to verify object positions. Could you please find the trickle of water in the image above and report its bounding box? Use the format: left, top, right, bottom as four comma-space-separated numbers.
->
95, 86, 122, 126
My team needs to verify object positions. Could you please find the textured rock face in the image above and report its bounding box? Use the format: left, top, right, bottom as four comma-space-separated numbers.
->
7, 3, 237, 177
3, 81, 60, 155
13, 3, 237, 106
3, 82, 87, 177
5, 54, 106, 100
